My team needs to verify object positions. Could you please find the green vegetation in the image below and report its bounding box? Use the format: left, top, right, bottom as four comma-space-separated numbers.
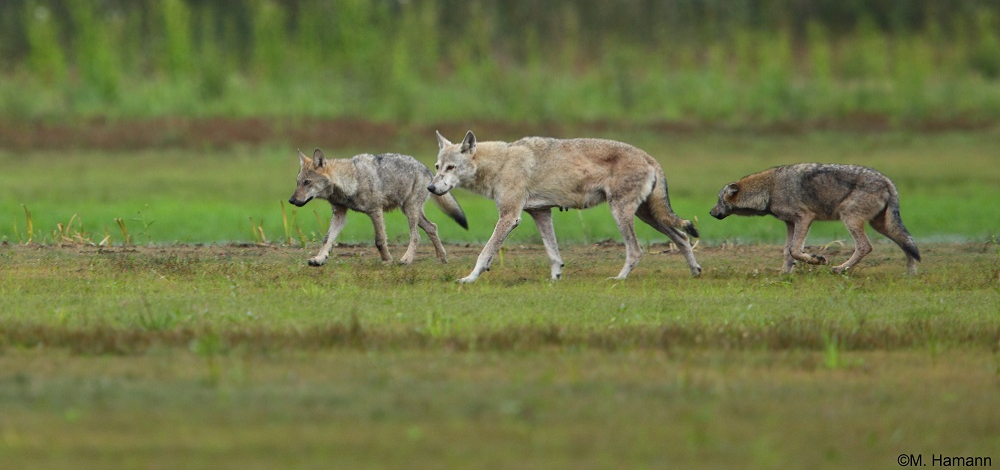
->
1, 2, 997, 468
1, 130, 997, 469
1, 242, 997, 469
2, 132, 997, 245
1, 0, 999, 126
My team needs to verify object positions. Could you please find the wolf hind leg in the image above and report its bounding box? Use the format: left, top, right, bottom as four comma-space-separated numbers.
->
399, 204, 423, 265
418, 211, 448, 263
527, 208, 564, 280
635, 204, 701, 276
832, 216, 872, 274
367, 210, 393, 263
609, 199, 643, 280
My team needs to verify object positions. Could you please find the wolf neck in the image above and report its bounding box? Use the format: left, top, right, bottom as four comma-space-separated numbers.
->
464, 141, 513, 196
322, 159, 359, 200
738, 171, 773, 214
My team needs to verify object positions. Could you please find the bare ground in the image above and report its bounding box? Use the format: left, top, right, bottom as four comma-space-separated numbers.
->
3, 116, 997, 151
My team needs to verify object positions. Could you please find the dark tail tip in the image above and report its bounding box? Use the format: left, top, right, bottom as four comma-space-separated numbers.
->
684, 221, 699, 238
905, 244, 921, 262
455, 213, 469, 230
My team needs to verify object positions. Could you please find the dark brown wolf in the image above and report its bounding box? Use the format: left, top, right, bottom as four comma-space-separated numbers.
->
709, 163, 920, 274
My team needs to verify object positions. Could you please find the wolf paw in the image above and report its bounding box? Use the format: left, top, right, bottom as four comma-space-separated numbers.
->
307, 257, 327, 267
831, 264, 850, 274
457, 276, 478, 284
807, 254, 827, 265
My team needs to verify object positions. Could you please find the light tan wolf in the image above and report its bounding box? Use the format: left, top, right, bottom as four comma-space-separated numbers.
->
709, 163, 920, 274
288, 148, 467, 266
428, 131, 701, 283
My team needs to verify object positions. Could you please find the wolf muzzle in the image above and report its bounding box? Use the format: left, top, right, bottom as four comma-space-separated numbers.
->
709, 206, 728, 220
288, 196, 312, 207
427, 183, 448, 196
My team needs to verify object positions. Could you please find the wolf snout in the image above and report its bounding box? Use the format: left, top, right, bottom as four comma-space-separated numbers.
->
427, 183, 447, 195
288, 196, 311, 207
709, 206, 727, 220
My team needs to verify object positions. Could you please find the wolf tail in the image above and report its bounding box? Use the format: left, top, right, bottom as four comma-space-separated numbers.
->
648, 168, 699, 238
882, 189, 921, 262
431, 193, 469, 230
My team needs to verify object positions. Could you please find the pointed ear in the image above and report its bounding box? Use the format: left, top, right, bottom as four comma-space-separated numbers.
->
724, 183, 739, 198
313, 148, 326, 168
298, 148, 311, 168
460, 130, 476, 155
435, 130, 452, 150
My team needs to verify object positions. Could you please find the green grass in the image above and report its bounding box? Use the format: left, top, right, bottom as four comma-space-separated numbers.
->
1, 131, 998, 469
0, 243, 997, 469
2, 132, 997, 246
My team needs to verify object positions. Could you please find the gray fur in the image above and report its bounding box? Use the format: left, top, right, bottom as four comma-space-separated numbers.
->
289, 148, 467, 266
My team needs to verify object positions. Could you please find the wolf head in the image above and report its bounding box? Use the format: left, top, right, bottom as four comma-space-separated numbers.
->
709, 183, 741, 220
288, 148, 332, 207
710, 178, 770, 220
428, 130, 477, 196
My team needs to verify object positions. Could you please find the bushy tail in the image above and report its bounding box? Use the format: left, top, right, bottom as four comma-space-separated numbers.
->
648, 169, 698, 238
885, 197, 921, 262
431, 193, 468, 230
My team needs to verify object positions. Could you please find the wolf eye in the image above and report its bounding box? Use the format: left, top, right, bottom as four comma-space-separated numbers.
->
434, 163, 439, 170
445, 165, 455, 171
302, 179, 311, 186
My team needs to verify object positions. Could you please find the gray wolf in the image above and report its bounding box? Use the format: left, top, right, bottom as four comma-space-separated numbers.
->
709, 163, 920, 274
288, 148, 467, 266
428, 131, 701, 283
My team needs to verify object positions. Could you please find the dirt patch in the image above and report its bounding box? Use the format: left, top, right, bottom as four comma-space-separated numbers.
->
3, 116, 997, 151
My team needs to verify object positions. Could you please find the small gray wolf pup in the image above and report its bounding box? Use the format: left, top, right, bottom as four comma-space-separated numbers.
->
709, 163, 920, 274
428, 131, 701, 283
288, 148, 467, 266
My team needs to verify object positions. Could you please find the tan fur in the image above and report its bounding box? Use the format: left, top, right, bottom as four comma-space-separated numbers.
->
710, 163, 920, 275
429, 131, 701, 283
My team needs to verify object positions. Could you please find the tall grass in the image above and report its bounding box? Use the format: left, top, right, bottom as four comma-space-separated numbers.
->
2, 0, 999, 125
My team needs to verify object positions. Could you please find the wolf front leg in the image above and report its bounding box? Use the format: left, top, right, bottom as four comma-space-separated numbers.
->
781, 221, 797, 273
309, 205, 348, 266
786, 217, 827, 268
459, 209, 522, 283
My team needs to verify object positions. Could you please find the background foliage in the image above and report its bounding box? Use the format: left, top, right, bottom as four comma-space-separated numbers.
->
1, 0, 999, 125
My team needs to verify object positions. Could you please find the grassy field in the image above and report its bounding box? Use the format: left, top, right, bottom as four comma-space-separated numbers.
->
2, 131, 998, 246
1, 130, 998, 469
0, 242, 997, 469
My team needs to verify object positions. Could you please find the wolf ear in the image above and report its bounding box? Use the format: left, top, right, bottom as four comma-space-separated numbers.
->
435, 130, 452, 150
313, 148, 326, 168
298, 148, 311, 167
460, 130, 477, 155
724, 183, 739, 198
